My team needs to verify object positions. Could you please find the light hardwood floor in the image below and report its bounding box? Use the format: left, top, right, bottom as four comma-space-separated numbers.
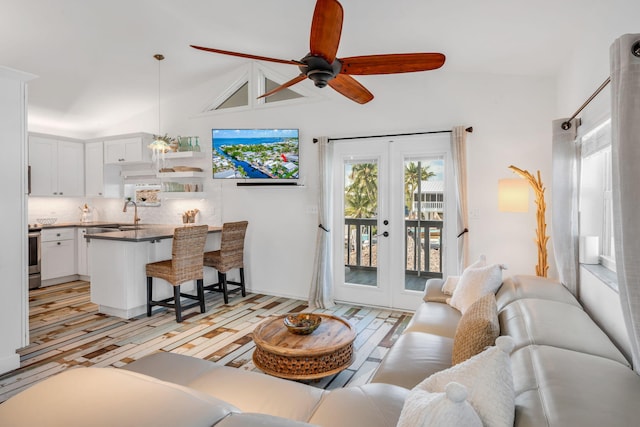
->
0, 281, 413, 403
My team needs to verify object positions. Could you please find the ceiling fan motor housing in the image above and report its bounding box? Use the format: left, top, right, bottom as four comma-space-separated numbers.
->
300, 54, 342, 87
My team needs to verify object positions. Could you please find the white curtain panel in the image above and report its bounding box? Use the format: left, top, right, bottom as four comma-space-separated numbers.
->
309, 137, 335, 309
611, 33, 640, 370
551, 118, 579, 295
451, 126, 469, 273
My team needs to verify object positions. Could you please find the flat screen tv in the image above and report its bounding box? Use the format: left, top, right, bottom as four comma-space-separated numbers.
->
212, 128, 299, 179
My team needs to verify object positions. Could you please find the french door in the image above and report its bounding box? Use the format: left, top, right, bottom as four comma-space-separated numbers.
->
331, 133, 456, 310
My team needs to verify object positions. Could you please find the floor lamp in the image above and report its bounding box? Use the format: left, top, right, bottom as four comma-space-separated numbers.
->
498, 166, 549, 277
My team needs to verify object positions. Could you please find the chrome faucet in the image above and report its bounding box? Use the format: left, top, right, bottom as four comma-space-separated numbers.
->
123, 199, 141, 225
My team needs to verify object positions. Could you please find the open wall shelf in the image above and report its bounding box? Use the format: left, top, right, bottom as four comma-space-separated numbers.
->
236, 182, 299, 187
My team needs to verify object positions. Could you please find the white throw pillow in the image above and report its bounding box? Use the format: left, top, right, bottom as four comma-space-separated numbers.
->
442, 254, 486, 295
467, 254, 487, 270
415, 336, 516, 427
448, 263, 506, 314
397, 382, 482, 427
440, 276, 460, 296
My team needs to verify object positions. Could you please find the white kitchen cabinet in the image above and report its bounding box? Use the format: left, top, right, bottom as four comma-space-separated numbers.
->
85, 141, 104, 197
29, 135, 84, 197
104, 135, 152, 164
41, 228, 76, 283
77, 228, 89, 277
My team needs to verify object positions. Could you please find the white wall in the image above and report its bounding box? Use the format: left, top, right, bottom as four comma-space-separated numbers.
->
0, 68, 33, 375
580, 267, 630, 360
89, 67, 555, 301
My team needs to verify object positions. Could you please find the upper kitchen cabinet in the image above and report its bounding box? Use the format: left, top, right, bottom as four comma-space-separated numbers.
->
29, 134, 84, 197
85, 141, 104, 197
103, 134, 153, 164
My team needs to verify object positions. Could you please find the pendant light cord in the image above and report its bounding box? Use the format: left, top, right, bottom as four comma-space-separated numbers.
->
154, 54, 164, 136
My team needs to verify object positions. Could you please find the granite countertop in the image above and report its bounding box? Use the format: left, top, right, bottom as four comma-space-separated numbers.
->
36, 221, 122, 229
85, 225, 221, 242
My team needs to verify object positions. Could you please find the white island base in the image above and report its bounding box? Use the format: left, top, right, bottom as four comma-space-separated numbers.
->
88, 229, 221, 319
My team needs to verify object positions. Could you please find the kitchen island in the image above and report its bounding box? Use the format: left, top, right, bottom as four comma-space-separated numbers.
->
86, 225, 222, 319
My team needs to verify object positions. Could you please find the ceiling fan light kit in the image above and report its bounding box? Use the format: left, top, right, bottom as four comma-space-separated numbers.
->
191, 0, 445, 104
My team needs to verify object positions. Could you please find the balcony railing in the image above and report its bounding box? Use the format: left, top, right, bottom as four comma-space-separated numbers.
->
344, 218, 443, 278
413, 201, 444, 212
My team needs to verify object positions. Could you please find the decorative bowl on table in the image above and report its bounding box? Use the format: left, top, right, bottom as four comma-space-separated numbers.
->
283, 313, 322, 335
37, 217, 57, 225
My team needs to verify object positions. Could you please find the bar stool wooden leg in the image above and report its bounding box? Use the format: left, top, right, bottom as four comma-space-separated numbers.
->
220, 272, 229, 304
239, 268, 246, 297
147, 276, 153, 317
197, 279, 205, 313
174, 286, 182, 323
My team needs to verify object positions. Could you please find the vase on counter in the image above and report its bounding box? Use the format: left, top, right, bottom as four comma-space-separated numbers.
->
80, 204, 94, 223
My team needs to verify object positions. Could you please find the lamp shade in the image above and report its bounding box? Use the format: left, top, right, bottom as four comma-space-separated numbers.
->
498, 178, 529, 212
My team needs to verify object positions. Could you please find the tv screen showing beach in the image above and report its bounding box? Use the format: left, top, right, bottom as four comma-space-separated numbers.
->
212, 129, 299, 179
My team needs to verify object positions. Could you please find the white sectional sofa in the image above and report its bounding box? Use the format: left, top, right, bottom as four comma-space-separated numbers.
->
2, 275, 640, 426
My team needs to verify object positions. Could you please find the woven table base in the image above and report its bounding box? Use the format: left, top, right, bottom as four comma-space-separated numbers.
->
253, 342, 354, 379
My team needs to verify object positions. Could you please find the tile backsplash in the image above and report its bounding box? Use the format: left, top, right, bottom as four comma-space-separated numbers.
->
28, 196, 220, 226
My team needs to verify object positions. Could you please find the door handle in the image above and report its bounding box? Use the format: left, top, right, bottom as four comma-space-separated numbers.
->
376, 231, 389, 237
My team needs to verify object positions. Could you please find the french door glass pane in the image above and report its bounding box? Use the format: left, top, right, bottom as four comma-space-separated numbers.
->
343, 160, 378, 287
403, 157, 444, 292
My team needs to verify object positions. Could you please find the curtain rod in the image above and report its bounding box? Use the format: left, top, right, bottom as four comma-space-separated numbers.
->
313, 126, 473, 143
561, 77, 610, 130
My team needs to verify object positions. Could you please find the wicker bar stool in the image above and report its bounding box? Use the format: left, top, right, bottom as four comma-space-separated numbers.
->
203, 221, 248, 304
146, 225, 209, 322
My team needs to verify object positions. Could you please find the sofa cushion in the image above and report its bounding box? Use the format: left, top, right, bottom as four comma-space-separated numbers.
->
510, 345, 640, 427
370, 332, 454, 389
308, 383, 408, 427
499, 298, 630, 367
0, 368, 237, 427
397, 382, 482, 427
495, 275, 580, 311
188, 364, 325, 422
123, 351, 221, 385
452, 293, 499, 365
449, 263, 506, 314
417, 336, 515, 427
124, 352, 325, 422
404, 300, 461, 338
216, 413, 317, 427
424, 278, 449, 303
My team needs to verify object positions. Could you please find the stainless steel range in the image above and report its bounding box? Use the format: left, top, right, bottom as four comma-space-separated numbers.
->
28, 225, 41, 289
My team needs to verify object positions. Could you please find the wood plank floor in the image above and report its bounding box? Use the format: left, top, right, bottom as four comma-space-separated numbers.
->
0, 281, 413, 403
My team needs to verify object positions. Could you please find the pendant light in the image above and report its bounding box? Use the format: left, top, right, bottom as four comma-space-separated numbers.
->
148, 53, 170, 169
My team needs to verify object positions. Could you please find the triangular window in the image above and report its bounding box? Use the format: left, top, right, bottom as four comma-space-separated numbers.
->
216, 81, 249, 110
200, 63, 319, 115
263, 77, 303, 103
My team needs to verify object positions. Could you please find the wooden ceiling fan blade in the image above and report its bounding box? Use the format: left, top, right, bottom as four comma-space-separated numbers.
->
328, 74, 374, 104
340, 53, 446, 75
309, 0, 343, 63
190, 45, 299, 65
256, 74, 307, 100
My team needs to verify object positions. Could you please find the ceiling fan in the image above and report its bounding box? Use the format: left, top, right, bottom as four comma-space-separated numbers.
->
191, 0, 445, 104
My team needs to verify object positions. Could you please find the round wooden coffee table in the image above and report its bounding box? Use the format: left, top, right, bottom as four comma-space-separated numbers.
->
252, 313, 356, 380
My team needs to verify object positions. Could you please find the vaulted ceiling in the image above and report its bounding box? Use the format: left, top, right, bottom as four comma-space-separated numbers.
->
0, 0, 615, 137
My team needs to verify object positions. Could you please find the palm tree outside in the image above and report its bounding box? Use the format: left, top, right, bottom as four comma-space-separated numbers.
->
404, 161, 435, 219
344, 162, 378, 218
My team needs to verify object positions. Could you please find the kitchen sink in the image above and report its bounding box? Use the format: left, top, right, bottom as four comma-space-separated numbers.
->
85, 224, 155, 233
117, 225, 148, 231
86, 227, 119, 234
